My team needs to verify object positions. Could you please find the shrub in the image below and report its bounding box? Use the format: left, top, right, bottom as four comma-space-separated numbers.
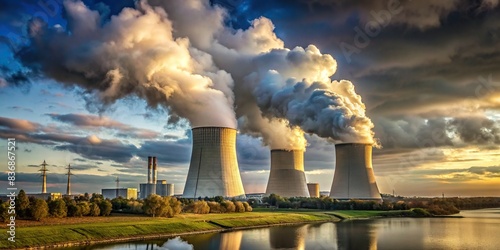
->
207, 201, 221, 213
31, 199, 49, 221
78, 202, 91, 216
48, 199, 67, 218
242, 202, 253, 212
221, 201, 236, 213
89, 202, 100, 216
234, 201, 245, 212
127, 201, 143, 213
193, 201, 210, 214
412, 208, 431, 217
99, 200, 113, 216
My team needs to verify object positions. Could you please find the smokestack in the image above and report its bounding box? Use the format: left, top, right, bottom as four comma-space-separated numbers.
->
153, 157, 158, 184
307, 183, 320, 198
265, 149, 310, 197
183, 127, 246, 198
330, 143, 382, 200
147, 156, 152, 184
39, 160, 49, 194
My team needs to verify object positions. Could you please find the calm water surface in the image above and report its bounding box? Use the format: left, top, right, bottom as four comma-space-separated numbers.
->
63, 208, 500, 250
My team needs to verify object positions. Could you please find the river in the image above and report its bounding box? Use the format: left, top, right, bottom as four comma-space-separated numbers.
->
61, 208, 500, 250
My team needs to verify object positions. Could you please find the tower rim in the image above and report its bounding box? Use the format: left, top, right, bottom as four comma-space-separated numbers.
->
191, 126, 237, 131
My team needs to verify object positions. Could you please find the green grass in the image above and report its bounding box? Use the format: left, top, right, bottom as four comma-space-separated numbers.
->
327, 210, 417, 219
0, 211, 340, 249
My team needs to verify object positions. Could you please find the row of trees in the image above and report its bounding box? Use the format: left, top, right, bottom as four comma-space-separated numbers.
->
187, 200, 253, 214
261, 194, 470, 215
0, 190, 113, 221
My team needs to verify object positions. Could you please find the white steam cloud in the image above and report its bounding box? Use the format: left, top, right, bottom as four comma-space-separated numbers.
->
19, 0, 378, 148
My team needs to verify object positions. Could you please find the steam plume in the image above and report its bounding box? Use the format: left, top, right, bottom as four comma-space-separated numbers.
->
19, 0, 377, 147
20, 0, 236, 128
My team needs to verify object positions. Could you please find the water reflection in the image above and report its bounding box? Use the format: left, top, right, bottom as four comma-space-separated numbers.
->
56, 208, 500, 250
335, 220, 377, 250
269, 225, 306, 249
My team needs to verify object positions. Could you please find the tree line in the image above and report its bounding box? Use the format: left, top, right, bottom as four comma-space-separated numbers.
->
0, 190, 112, 221
261, 194, 500, 215
0, 191, 254, 221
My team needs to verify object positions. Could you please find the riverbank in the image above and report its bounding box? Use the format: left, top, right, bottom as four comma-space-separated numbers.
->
1, 208, 446, 249
1, 210, 339, 249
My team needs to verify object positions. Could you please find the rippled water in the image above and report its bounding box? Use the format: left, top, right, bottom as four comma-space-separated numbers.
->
62, 208, 500, 250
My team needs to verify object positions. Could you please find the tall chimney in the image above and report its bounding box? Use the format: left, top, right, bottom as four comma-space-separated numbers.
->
265, 149, 310, 197
39, 160, 49, 194
152, 157, 158, 184
147, 156, 152, 184
183, 127, 245, 198
330, 143, 382, 200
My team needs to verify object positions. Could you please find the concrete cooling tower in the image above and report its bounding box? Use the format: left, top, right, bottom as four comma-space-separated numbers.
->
183, 127, 246, 198
265, 149, 310, 197
330, 143, 382, 200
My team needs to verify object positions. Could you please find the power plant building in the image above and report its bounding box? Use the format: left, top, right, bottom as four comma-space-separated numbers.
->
139, 156, 174, 199
265, 149, 310, 197
183, 127, 246, 198
330, 143, 382, 200
102, 188, 138, 199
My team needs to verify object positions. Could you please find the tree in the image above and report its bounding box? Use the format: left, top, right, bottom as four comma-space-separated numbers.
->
16, 190, 30, 218
221, 201, 235, 213
242, 202, 253, 212
207, 201, 221, 213
31, 199, 49, 221
234, 201, 245, 212
48, 199, 67, 218
67, 203, 82, 217
214, 196, 224, 203
89, 203, 100, 216
127, 201, 143, 213
0, 202, 10, 221
143, 194, 164, 217
99, 200, 112, 216
193, 201, 210, 214
165, 197, 182, 218
90, 193, 103, 203
78, 202, 91, 216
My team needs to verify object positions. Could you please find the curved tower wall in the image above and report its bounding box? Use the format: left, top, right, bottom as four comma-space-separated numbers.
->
183, 127, 246, 198
307, 183, 320, 198
330, 143, 382, 200
265, 149, 310, 197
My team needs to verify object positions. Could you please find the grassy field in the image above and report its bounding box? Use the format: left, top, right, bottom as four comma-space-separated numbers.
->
0, 210, 340, 249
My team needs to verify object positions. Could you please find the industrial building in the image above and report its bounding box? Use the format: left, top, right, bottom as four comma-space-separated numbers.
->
307, 183, 320, 198
183, 127, 246, 198
102, 188, 138, 199
329, 143, 382, 200
139, 156, 174, 199
265, 149, 310, 197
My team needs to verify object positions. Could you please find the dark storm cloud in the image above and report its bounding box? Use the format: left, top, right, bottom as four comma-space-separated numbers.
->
136, 139, 192, 164
236, 134, 270, 172
218, 0, 500, 153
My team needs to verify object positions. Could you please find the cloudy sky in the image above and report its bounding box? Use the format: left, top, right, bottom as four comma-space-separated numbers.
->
0, 0, 499, 197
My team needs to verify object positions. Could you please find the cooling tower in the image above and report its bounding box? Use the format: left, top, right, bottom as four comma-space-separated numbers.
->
183, 127, 246, 198
307, 183, 320, 198
265, 149, 310, 197
330, 143, 382, 200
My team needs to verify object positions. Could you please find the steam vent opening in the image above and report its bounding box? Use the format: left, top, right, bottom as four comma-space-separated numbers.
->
330, 143, 382, 200
183, 127, 246, 199
265, 149, 310, 197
